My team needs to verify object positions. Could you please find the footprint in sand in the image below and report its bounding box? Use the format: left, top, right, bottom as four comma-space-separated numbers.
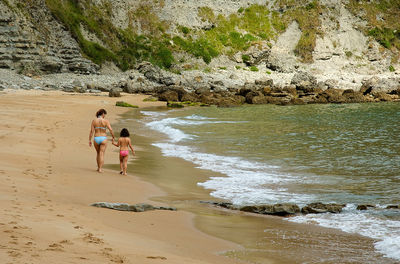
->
147, 256, 167, 260
47, 243, 64, 252
83, 233, 104, 244
8, 250, 22, 258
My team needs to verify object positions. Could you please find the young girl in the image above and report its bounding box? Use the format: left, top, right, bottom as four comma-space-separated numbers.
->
112, 128, 135, 175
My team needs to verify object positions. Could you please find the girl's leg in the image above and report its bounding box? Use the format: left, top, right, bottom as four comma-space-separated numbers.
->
119, 154, 123, 174
94, 142, 101, 171
123, 156, 128, 175
98, 140, 107, 173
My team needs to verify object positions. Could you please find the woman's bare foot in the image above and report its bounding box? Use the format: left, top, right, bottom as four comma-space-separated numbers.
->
123, 172, 127, 176
97, 168, 103, 173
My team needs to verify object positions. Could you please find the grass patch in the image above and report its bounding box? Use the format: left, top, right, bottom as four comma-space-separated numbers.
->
266, 70, 271, 74
389, 65, 395, 72
345, 51, 353, 58
116, 101, 139, 108
45, 0, 174, 70
249, 66, 259, 71
143, 96, 158, 102
347, 0, 400, 51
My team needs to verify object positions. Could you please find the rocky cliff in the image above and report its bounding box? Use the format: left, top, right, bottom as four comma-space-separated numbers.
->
0, 0, 400, 104
1, 0, 399, 76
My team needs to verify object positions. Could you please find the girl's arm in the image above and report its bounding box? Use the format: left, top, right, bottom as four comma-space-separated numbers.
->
128, 139, 135, 155
112, 138, 119, 147
89, 120, 94, 147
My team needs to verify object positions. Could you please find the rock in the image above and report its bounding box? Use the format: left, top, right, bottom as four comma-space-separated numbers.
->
181, 92, 200, 102
360, 77, 400, 94
240, 203, 300, 216
342, 90, 366, 103
216, 95, 245, 107
137, 61, 162, 83
386, 205, 400, 209
160, 76, 175, 86
200, 201, 238, 210
158, 90, 179, 102
96, 85, 111, 92
116, 101, 138, 108
109, 88, 121, 97
251, 95, 269, 104
89, 89, 101, 94
0, 84, 5, 91
91, 202, 176, 212
291, 72, 317, 88
301, 203, 345, 214
321, 88, 346, 103
62, 84, 75, 93
245, 91, 262, 104
242, 44, 271, 66
356, 204, 376, 211
373, 92, 393, 102
255, 78, 273, 86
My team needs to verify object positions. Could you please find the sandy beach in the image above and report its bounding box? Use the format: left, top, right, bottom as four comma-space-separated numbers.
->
0, 90, 242, 264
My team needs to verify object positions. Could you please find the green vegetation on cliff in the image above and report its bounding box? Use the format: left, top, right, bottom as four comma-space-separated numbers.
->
346, 0, 400, 52
44, 0, 174, 70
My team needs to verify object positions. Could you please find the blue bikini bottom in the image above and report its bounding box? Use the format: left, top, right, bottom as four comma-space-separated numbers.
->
94, 136, 107, 145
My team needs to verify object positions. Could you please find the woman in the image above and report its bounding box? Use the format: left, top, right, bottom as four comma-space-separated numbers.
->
89, 109, 115, 172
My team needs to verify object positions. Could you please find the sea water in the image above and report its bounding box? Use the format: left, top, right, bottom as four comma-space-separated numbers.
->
140, 103, 400, 261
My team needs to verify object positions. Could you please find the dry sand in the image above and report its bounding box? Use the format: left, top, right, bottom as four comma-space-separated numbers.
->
0, 90, 242, 264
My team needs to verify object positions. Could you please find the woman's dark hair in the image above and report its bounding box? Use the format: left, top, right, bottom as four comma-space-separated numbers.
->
96, 109, 107, 117
120, 128, 130, 137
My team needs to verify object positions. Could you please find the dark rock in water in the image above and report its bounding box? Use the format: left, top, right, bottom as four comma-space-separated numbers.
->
91, 202, 176, 212
109, 88, 121, 97
386, 205, 400, 209
356, 204, 376, 211
321, 88, 345, 103
301, 203, 345, 214
373, 92, 393, 102
272, 203, 301, 215
240, 203, 300, 216
200, 201, 238, 210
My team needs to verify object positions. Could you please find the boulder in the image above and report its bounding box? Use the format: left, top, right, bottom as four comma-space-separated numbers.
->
137, 61, 162, 83
373, 92, 393, 102
342, 90, 366, 103
216, 95, 245, 107
360, 77, 400, 94
255, 78, 273, 86
181, 92, 200, 102
356, 204, 376, 211
240, 203, 300, 216
321, 88, 346, 103
91, 202, 176, 212
291, 72, 317, 88
301, 203, 345, 214
158, 90, 179, 102
251, 95, 270, 104
109, 88, 121, 97
386, 205, 400, 209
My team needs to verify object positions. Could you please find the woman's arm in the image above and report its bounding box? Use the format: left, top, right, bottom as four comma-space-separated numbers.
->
106, 120, 115, 140
112, 138, 119, 147
128, 139, 135, 155
89, 120, 94, 147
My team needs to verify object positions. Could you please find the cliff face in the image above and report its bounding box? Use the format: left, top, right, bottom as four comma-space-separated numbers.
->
0, 0, 399, 75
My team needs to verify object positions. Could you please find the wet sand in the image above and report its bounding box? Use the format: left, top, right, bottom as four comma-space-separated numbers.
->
114, 108, 397, 264
0, 90, 242, 264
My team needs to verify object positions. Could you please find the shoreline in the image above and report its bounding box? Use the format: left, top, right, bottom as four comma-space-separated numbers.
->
121, 104, 398, 264
0, 90, 242, 264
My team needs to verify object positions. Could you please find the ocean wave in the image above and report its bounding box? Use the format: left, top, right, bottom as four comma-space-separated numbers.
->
288, 204, 400, 261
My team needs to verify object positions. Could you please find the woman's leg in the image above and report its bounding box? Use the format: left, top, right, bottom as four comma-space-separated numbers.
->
94, 141, 101, 171
98, 140, 107, 173
123, 156, 128, 175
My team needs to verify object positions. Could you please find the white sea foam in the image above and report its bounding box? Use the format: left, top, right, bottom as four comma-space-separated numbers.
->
288, 204, 400, 261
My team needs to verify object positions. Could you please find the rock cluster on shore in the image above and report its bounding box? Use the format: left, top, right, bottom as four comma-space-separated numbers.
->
202, 201, 400, 217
